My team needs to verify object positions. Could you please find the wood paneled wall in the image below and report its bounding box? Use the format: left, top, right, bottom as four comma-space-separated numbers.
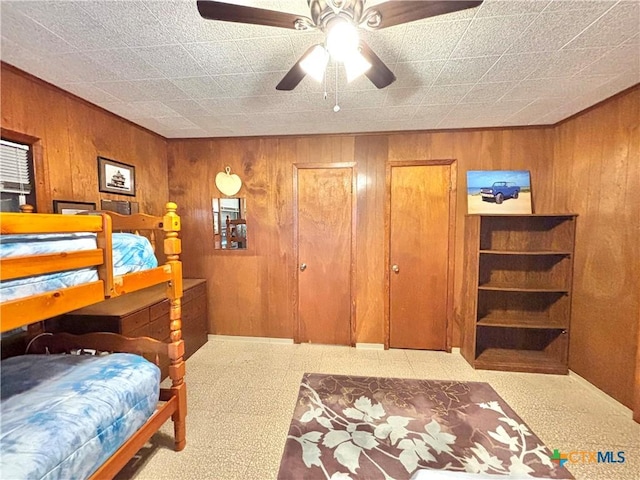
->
3, 61, 637, 410
167, 127, 556, 346
0, 64, 168, 215
552, 86, 640, 408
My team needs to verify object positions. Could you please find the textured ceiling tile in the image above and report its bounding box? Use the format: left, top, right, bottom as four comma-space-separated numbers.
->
154, 116, 200, 129
171, 76, 227, 99
451, 14, 538, 58
384, 87, 430, 106
543, 1, 617, 13
48, 53, 120, 83
479, 53, 544, 83
289, 31, 325, 57
93, 80, 157, 102
133, 45, 207, 78
0, 6, 76, 55
507, 7, 616, 54
412, 104, 456, 120
235, 36, 296, 72
433, 56, 500, 85
163, 128, 210, 139
197, 97, 244, 114
182, 41, 253, 75
144, 0, 234, 43
80, 0, 180, 47
476, 0, 551, 17
60, 82, 121, 104
389, 60, 448, 89
335, 90, 386, 110
85, 48, 164, 81
505, 98, 567, 124
422, 84, 474, 105
163, 100, 212, 118
461, 82, 516, 103
564, 1, 640, 49
0, 0, 635, 138
127, 101, 180, 118
400, 20, 472, 62
128, 80, 191, 101
212, 72, 271, 96
12, 0, 128, 52
577, 44, 640, 76
527, 48, 608, 78
360, 27, 407, 65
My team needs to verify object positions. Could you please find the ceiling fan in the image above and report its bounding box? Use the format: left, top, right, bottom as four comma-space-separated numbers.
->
197, 0, 483, 91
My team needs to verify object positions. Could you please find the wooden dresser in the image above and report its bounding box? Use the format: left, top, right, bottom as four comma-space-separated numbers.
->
59, 279, 208, 361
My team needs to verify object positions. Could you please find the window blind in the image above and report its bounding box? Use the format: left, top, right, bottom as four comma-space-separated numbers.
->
0, 139, 31, 194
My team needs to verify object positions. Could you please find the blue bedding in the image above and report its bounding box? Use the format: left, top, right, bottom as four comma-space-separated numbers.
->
0, 353, 160, 480
0, 233, 158, 302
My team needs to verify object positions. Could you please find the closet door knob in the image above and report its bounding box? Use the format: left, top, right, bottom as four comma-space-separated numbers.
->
300, 263, 307, 272
392, 264, 400, 273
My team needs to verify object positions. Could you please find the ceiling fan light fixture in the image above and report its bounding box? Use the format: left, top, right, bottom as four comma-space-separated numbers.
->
344, 49, 371, 82
326, 19, 360, 62
300, 45, 330, 82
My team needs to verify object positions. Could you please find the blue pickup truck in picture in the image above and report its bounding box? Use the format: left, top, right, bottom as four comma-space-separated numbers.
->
481, 182, 520, 204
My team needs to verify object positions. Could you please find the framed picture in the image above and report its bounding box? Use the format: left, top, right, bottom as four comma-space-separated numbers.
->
53, 200, 96, 215
98, 156, 136, 196
466, 170, 533, 214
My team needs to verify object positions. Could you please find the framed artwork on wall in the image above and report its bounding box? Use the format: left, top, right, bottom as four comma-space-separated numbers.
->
53, 200, 96, 215
98, 156, 136, 196
466, 170, 533, 214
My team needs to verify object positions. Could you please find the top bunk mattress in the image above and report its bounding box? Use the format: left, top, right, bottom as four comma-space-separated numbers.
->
0, 353, 160, 480
0, 232, 158, 303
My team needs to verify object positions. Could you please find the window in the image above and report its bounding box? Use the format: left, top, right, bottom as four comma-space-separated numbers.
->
0, 139, 33, 212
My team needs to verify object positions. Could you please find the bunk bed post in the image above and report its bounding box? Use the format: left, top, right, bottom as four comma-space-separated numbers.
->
97, 213, 115, 297
163, 201, 186, 451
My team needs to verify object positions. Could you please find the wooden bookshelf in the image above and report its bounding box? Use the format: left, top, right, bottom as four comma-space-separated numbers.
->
461, 214, 577, 374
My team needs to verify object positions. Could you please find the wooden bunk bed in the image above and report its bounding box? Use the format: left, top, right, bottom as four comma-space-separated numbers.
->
0, 202, 186, 479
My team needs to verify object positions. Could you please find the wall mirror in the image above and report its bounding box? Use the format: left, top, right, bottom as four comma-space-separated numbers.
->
213, 198, 247, 250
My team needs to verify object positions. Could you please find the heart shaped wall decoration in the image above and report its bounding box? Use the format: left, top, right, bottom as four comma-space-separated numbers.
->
215, 166, 242, 196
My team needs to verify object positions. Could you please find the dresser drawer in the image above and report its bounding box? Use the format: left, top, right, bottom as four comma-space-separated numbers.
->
121, 309, 150, 336
183, 296, 207, 322
150, 317, 170, 341
150, 299, 169, 321
183, 282, 206, 305
125, 323, 150, 338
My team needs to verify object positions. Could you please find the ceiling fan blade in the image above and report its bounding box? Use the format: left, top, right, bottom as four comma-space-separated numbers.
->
361, 0, 483, 29
197, 1, 313, 30
276, 45, 321, 91
359, 41, 396, 89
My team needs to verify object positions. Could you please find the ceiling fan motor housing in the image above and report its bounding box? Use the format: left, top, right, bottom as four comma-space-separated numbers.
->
309, 0, 364, 31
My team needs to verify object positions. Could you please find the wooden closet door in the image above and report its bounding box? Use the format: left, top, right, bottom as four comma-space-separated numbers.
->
389, 163, 453, 350
296, 166, 354, 345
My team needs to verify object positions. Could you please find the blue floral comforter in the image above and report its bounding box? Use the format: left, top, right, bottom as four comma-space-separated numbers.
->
0, 233, 158, 302
0, 353, 160, 479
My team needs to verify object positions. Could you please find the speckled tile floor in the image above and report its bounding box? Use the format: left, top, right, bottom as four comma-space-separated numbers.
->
117, 337, 639, 480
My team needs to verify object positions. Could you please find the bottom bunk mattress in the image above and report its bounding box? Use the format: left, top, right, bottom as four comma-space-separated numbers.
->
0, 353, 160, 480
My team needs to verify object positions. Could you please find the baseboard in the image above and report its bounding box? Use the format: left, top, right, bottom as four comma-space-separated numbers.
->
355, 343, 385, 350
451, 347, 461, 354
569, 370, 633, 418
208, 334, 294, 344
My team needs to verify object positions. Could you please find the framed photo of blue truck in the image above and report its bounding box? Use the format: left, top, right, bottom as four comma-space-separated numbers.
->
466, 170, 532, 214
